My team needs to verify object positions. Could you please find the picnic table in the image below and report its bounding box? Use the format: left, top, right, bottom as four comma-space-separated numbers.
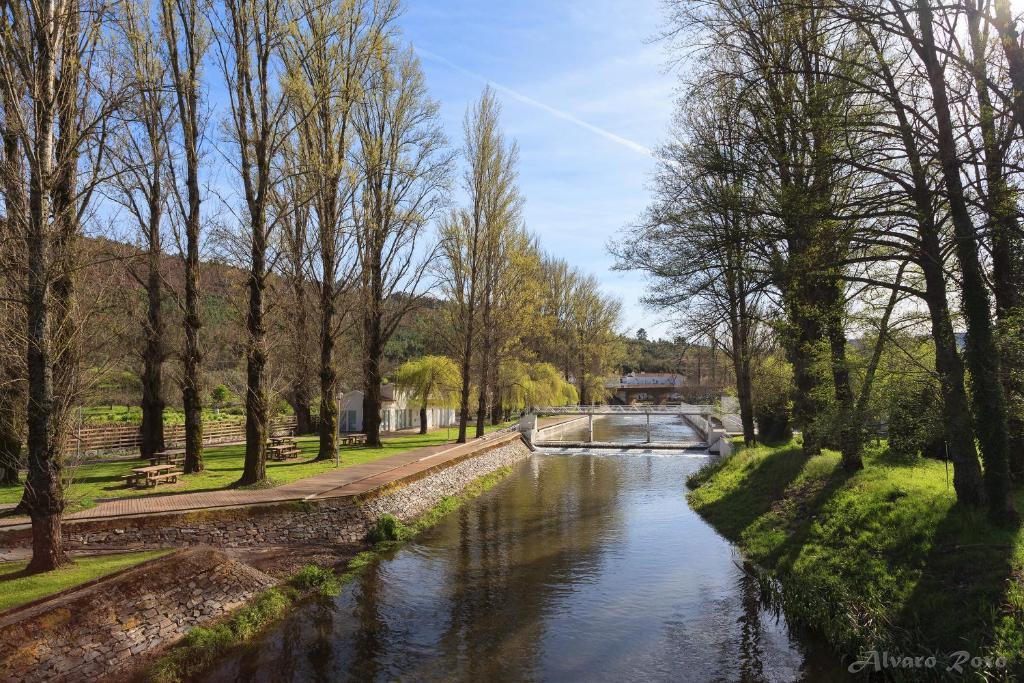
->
339, 434, 367, 446
268, 442, 301, 461
123, 464, 181, 488
149, 451, 183, 466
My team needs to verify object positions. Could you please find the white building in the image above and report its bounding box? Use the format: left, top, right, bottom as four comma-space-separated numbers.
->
338, 384, 458, 433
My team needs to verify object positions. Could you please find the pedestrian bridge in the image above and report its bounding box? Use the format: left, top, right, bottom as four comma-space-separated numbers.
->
524, 404, 731, 454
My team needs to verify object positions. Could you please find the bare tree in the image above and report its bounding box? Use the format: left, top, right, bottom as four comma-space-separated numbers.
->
160, 0, 209, 473
108, 0, 173, 459
0, 53, 27, 487
215, 0, 292, 485
0, 0, 118, 571
352, 42, 451, 447
284, 0, 397, 459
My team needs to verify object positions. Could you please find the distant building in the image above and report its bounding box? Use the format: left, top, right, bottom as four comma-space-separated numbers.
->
338, 384, 458, 433
606, 372, 687, 404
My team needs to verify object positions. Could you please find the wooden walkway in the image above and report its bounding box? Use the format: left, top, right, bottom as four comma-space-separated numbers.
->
0, 432, 524, 531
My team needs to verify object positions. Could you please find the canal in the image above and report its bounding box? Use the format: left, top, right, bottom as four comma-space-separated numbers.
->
205, 418, 844, 682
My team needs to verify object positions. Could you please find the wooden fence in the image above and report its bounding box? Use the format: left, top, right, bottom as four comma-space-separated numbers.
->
66, 416, 299, 456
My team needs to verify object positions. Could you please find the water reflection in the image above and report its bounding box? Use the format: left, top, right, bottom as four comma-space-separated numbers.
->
204, 451, 844, 682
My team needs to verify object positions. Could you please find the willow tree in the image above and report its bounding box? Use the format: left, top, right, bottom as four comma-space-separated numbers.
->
352, 42, 451, 447
216, 0, 292, 485
393, 355, 459, 433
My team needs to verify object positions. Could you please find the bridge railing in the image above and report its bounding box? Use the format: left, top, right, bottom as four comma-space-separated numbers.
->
534, 404, 718, 416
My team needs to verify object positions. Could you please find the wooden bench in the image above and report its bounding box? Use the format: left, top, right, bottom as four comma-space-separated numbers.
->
147, 472, 179, 486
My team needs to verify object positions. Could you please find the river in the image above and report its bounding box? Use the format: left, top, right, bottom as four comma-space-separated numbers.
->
204, 416, 845, 682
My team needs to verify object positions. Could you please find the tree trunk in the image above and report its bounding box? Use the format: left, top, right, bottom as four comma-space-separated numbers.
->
239, 223, 269, 486
788, 306, 824, 457
826, 285, 863, 472
181, 164, 203, 474
362, 364, 383, 447
913, 0, 1014, 522
419, 404, 428, 434
457, 351, 472, 443
922, 249, 987, 507
0, 428, 21, 486
317, 284, 338, 460
291, 395, 313, 435
139, 207, 165, 459
966, 2, 1024, 479
24, 144, 68, 573
868, 27, 987, 507
362, 301, 384, 447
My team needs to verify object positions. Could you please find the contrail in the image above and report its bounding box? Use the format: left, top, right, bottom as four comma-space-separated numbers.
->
416, 46, 653, 157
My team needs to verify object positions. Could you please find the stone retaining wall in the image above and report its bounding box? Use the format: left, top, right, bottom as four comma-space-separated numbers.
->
0, 437, 532, 682
0, 547, 276, 682
1, 437, 531, 552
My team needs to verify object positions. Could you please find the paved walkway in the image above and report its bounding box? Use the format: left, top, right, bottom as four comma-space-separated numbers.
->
0, 431, 523, 531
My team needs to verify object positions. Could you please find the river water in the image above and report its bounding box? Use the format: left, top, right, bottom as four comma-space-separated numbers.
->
205, 416, 845, 682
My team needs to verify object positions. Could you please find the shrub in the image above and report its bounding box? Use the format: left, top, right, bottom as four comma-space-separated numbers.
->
887, 382, 943, 459
290, 565, 341, 596
365, 514, 411, 544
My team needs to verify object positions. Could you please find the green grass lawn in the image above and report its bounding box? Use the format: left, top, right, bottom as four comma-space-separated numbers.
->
0, 550, 171, 613
687, 439, 1024, 676
79, 405, 248, 425
0, 426, 507, 513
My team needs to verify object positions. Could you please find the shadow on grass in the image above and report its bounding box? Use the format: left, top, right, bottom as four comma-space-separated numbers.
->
769, 463, 857, 571
893, 500, 1021, 673
694, 444, 812, 540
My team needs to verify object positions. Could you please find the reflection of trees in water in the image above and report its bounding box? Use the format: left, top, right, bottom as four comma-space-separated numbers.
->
347, 559, 385, 681
737, 571, 766, 682
428, 454, 624, 679
307, 601, 336, 683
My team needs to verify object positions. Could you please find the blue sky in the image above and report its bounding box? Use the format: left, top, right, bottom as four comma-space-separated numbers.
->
400, 0, 678, 338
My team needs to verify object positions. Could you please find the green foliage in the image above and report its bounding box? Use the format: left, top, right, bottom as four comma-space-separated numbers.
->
289, 565, 342, 597
365, 514, 413, 544
688, 440, 1024, 677
500, 360, 577, 410
392, 355, 461, 408
148, 588, 295, 683
751, 354, 793, 442
209, 384, 233, 410
887, 381, 943, 460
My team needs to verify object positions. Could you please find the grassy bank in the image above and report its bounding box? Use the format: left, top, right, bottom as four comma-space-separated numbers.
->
0, 550, 171, 613
0, 427, 504, 513
687, 440, 1024, 677
145, 465, 516, 682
